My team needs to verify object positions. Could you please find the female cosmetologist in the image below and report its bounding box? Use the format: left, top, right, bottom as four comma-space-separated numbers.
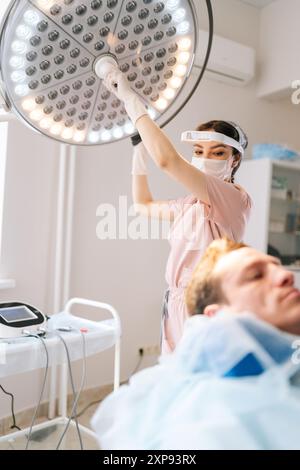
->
104, 71, 252, 354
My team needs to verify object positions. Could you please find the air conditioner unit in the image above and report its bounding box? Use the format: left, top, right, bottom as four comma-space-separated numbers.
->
195, 30, 256, 86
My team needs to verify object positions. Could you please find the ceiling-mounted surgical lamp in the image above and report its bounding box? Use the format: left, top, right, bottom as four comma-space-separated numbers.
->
0, 0, 213, 146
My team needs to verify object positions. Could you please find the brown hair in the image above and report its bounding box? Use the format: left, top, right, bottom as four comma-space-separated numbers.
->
197, 120, 248, 183
185, 238, 247, 316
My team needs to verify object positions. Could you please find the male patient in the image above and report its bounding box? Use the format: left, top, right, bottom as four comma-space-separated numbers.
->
92, 239, 300, 450
185, 238, 300, 335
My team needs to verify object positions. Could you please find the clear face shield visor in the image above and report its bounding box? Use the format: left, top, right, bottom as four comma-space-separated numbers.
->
181, 131, 245, 157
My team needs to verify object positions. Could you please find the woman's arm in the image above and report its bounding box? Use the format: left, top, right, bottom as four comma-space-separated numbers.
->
104, 70, 210, 205
131, 142, 176, 221
136, 115, 210, 205
132, 174, 175, 221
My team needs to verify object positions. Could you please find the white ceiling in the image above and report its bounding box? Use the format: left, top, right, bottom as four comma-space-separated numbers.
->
238, 0, 275, 7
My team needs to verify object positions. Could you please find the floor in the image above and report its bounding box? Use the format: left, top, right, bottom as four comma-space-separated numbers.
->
0, 402, 102, 450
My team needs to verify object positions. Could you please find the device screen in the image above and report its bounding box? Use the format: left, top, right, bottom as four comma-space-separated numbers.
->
0, 306, 36, 323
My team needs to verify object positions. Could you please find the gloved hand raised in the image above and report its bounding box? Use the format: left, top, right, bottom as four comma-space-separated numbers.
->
103, 69, 148, 127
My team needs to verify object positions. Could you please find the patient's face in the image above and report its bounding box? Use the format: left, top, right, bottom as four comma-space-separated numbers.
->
214, 247, 300, 335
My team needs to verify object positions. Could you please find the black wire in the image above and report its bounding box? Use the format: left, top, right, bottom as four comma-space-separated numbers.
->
25, 334, 49, 450
56, 331, 87, 450
127, 352, 144, 380
161, 0, 214, 130
54, 331, 84, 450
0, 383, 21, 431
73, 351, 145, 419
74, 398, 104, 420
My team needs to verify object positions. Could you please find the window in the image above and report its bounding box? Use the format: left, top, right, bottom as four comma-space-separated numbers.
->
0, 118, 8, 259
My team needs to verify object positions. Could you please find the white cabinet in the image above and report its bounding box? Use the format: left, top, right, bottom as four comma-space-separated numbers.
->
236, 159, 272, 252
258, 0, 300, 99
236, 159, 300, 287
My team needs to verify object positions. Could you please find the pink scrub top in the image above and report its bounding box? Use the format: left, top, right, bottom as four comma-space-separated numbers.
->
162, 173, 252, 354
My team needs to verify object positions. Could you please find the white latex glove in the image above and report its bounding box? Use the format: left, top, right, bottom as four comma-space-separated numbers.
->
132, 142, 149, 175
103, 69, 148, 127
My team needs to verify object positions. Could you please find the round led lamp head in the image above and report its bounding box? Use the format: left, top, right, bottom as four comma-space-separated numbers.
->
0, 0, 199, 146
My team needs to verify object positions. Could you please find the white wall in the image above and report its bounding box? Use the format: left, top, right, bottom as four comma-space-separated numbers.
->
199, 0, 260, 49
258, 0, 300, 98
0, 120, 60, 418
1, 0, 300, 419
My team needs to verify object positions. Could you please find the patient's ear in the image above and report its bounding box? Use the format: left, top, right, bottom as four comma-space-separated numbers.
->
203, 304, 220, 317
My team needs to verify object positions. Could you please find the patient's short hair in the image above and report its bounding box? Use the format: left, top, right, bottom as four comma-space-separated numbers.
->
185, 238, 247, 315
